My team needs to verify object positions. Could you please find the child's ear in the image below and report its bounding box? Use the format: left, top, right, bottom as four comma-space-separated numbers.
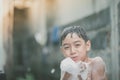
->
86, 40, 91, 51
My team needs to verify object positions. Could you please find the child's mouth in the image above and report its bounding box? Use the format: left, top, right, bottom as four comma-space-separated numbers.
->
71, 56, 78, 62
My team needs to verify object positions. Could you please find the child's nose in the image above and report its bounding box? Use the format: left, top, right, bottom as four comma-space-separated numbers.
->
70, 47, 76, 55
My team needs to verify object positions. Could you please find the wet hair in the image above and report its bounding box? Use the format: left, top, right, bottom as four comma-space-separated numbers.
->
60, 26, 89, 45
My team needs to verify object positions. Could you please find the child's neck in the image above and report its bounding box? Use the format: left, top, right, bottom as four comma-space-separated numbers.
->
84, 57, 92, 63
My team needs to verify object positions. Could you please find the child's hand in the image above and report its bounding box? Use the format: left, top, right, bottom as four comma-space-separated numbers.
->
60, 58, 90, 80
60, 57, 79, 75
76, 61, 90, 80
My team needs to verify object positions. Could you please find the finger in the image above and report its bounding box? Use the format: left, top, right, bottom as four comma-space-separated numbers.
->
78, 75, 82, 80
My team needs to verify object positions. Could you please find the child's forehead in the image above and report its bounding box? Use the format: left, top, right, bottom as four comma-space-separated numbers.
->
63, 33, 83, 42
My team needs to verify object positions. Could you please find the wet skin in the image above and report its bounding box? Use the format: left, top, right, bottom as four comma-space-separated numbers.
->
60, 33, 107, 80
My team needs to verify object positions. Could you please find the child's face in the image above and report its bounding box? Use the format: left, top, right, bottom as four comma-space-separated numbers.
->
61, 33, 91, 62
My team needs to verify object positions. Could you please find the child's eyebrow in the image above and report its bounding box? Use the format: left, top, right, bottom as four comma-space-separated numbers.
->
62, 43, 70, 47
74, 41, 81, 43
62, 41, 81, 46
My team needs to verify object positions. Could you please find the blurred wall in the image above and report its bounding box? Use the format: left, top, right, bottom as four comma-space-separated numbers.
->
56, 0, 109, 26
0, 0, 14, 80
0, 0, 6, 72
29, 0, 47, 46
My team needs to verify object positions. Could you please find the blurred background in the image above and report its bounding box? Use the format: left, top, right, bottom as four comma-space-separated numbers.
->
0, 0, 120, 80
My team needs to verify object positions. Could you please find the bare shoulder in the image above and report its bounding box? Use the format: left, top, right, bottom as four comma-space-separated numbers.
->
90, 57, 107, 80
91, 56, 106, 74
92, 56, 105, 65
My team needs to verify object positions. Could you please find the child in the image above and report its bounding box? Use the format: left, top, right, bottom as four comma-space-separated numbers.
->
60, 26, 107, 80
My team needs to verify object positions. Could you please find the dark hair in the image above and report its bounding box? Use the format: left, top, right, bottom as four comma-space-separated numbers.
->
60, 26, 89, 45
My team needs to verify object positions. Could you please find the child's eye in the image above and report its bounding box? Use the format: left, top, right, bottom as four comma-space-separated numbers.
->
75, 44, 81, 47
64, 46, 70, 50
